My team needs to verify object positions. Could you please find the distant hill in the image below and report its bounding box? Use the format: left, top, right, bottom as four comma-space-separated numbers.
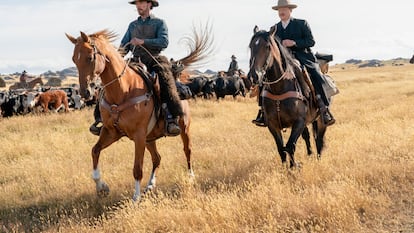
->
338, 58, 410, 68
204, 69, 217, 75
41, 67, 78, 79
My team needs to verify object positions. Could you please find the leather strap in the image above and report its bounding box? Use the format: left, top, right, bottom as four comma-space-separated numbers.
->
262, 90, 305, 101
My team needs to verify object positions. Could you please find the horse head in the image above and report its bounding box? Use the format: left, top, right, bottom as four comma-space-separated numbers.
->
66, 31, 108, 99
248, 26, 295, 85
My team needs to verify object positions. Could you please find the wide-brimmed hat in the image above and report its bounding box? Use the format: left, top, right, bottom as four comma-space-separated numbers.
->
272, 0, 297, 10
231, 55, 237, 59
128, 0, 159, 7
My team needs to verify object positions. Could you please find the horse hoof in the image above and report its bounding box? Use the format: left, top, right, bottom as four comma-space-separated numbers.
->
96, 182, 110, 197
144, 185, 155, 194
132, 193, 141, 202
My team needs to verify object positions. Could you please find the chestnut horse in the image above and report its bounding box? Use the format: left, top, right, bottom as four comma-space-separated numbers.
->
9, 77, 44, 90
248, 26, 328, 167
66, 28, 212, 201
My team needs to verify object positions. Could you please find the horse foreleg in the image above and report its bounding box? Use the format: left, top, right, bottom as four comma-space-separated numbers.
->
145, 141, 161, 193
268, 126, 286, 164
132, 132, 147, 201
91, 128, 122, 197
285, 121, 306, 168
301, 126, 313, 156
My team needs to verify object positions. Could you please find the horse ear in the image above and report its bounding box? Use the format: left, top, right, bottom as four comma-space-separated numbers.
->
65, 33, 77, 44
80, 31, 90, 43
254, 25, 259, 34
269, 26, 276, 36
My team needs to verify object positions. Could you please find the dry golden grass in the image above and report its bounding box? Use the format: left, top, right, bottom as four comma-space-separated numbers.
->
1, 65, 413, 232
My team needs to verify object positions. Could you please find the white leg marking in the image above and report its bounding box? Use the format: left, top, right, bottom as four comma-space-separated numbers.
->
92, 169, 101, 181
189, 169, 195, 178
133, 180, 141, 202
146, 172, 156, 191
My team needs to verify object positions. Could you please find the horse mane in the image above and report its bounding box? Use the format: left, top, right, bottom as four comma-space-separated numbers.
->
177, 23, 215, 68
88, 29, 118, 43
269, 34, 296, 71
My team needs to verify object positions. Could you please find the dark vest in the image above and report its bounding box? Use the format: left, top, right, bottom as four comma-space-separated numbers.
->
130, 24, 161, 61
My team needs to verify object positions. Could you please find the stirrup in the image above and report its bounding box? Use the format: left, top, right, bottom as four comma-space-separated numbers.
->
252, 110, 267, 127
165, 120, 181, 136
323, 111, 335, 126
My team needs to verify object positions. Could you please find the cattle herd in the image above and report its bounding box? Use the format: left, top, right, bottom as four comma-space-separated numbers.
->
180, 71, 253, 100
0, 85, 86, 117
0, 71, 254, 118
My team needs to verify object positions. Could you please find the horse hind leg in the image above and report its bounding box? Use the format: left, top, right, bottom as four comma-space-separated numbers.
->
301, 126, 313, 156
178, 101, 194, 178
313, 120, 327, 159
179, 114, 194, 178
144, 141, 161, 193
132, 132, 148, 201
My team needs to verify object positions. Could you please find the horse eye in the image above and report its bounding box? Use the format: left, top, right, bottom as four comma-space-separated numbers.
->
88, 56, 94, 62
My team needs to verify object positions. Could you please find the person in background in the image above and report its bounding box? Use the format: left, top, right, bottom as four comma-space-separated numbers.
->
227, 55, 239, 76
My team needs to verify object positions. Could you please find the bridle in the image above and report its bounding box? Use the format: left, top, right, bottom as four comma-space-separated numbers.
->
88, 39, 132, 90
250, 33, 295, 87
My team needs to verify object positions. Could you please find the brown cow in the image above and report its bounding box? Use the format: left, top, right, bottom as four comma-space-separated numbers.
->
34, 90, 69, 113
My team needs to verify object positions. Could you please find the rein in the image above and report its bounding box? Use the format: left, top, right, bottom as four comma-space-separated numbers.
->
95, 43, 136, 90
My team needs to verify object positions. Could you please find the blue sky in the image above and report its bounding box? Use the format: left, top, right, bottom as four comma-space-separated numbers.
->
0, 0, 413, 74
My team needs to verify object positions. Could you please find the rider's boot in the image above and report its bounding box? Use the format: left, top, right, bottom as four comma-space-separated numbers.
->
252, 108, 267, 127
162, 103, 181, 136
89, 102, 102, 136
89, 120, 102, 136
317, 95, 335, 126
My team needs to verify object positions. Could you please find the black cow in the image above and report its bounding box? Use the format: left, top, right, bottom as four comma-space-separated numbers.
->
214, 74, 246, 100
1, 92, 19, 117
185, 76, 215, 99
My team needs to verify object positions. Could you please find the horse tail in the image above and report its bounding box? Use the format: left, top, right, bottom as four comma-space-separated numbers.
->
177, 22, 215, 69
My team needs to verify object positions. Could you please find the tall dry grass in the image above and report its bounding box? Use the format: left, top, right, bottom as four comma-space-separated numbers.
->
0, 65, 413, 232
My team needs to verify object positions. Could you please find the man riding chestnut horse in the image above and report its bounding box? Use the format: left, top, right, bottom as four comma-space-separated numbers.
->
90, 0, 182, 137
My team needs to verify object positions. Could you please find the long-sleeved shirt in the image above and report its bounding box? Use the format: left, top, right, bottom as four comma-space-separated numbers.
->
120, 14, 168, 61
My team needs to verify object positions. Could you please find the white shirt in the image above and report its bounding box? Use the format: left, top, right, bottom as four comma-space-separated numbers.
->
282, 19, 291, 29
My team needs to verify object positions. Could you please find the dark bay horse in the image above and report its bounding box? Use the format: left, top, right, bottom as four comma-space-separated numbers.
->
66, 29, 212, 201
410, 54, 414, 64
248, 26, 328, 167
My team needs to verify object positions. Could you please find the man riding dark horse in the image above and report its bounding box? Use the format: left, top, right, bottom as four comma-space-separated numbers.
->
252, 0, 335, 127
90, 0, 183, 136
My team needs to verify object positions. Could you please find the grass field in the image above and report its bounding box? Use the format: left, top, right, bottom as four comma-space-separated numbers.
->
1, 65, 413, 232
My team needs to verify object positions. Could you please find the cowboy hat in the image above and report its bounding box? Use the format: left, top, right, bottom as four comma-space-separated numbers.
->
128, 0, 159, 7
272, 0, 297, 10
231, 55, 237, 59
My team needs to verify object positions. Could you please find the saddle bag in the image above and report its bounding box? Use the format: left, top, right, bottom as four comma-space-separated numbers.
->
315, 53, 333, 62
322, 74, 339, 98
